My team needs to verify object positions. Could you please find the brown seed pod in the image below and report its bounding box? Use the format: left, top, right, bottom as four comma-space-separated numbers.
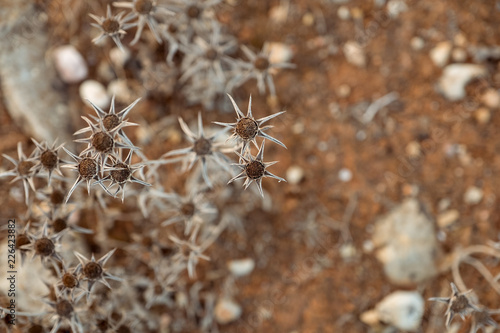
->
135, 0, 153, 14
246, 161, 265, 179
181, 202, 196, 217
187, 5, 201, 19
55, 299, 73, 318
111, 162, 131, 184
41, 150, 58, 170
103, 114, 120, 131
53, 218, 67, 233
254, 56, 270, 71
16, 234, 30, 249
78, 158, 98, 179
236, 118, 258, 140
17, 160, 34, 176
34, 237, 55, 257
193, 138, 211, 156
91, 132, 114, 153
83, 262, 103, 280
62, 273, 79, 289
102, 18, 120, 34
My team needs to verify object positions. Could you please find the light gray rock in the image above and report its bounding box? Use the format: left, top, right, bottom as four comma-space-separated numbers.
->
372, 199, 439, 285
437, 64, 487, 101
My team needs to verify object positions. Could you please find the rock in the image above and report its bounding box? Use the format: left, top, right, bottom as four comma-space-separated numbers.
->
437, 64, 487, 101
79, 80, 110, 109
464, 186, 483, 205
451, 48, 467, 63
336, 84, 351, 98
286, 165, 305, 185
410, 37, 424, 51
215, 299, 242, 324
343, 41, 366, 68
481, 89, 500, 109
228, 258, 255, 277
267, 42, 294, 65
361, 291, 424, 332
338, 168, 353, 182
437, 209, 459, 228
53, 45, 88, 84
337, 6, 350, 20
474, 107, 491, 124
109, 46, 130, 68
372, 199, 439, 285
430, 41, 452, 67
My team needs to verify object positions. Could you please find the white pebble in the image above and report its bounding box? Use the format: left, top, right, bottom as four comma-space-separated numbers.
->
451, 48, 467, 63
79, 80, 110, 109
474, 107, 491, 124
437, 64, 487, 101
338, 168, 353, 182
464, 186, 483, 205
228, 258, 255, 277
215, 299, 242, 324
53, 45, 88, 84
286, 165, 305, 185
337, 6, 351, 20
109, 46, 130, 68
343, 41, 366, 68
429, 41, 452, 67
410, 37, 424, 51
361, 291, 424, 332
267, 42, 294, 65
481, 89, 500, 109
437, 209, 459, 228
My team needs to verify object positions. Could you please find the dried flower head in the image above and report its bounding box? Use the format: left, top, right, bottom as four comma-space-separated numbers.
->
74, 248, 122, 296
89, 5, 135, 52
470, 307, 500, 333
31, 139, 65, 186
215, 94, 286, 153
114, 0, 174, 45
20, 222, 64, 265
228, 140, 286, 197
162, 112, 231, 187
43, 294, 83, 333
102, 150, 150, 202
0, 142, 37, 204
62, 150, 103, 203
429, 282, 481, 327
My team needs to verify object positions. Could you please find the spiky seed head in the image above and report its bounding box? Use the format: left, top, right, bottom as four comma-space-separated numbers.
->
111, 162, 131, 183
53, 218, 67, 233
17, 160, 34, 176
254, 56, 270, 71
236, 118, 258, 140
55, 299, 73, 318
206, 48, 218, 60
27, 324, 45, 333
102, 18, 120, 34
135, 0, 153, 14
16, 234, 30, 249
35, 238, 55, 256
50, 189, 65, 206
187, 5, 201, 18
78, 158, 98, 179
92, 132, 114, 153
181, 202, 195, 217
154, 284, 163, 294
194, 138, 211, 156
103, 114, 121, 131
83, 262, 103, 280
450, 294, 471, 314
62, 273, 78, 289
246, 160, 265, 179
41, 151, 58, 170
168, 24, 178, 34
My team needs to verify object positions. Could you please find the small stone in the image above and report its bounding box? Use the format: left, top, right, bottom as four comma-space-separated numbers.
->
405, 141, 421, 158
437, 64, 487, 101
286, 165, 305, 185
109, 47, 130, 68
228, 258, 255, 277
429, 41, 452, 67
351, 7, 363, 20
79, 80, 110, 109
302, 13, 314, 26
454, 32, 467, 47
267, 42, 294, 65
269, 5, 288, 24
343, 41, 366, 68
338, 168, 352, 182
474, 107, 491, 124
339, 242, 357, 261
410, 37, 424, 51
464, 186, 483, 205
361, 291, 424, 332
437, 209, 459, 228
53, 45, 88, 84
337, 6, 350, 20
336, 84, 351, 98
387, 0, 408, 18
451, 48, 467, 63
481, 89, 500, 109
215, 299, 242, 324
